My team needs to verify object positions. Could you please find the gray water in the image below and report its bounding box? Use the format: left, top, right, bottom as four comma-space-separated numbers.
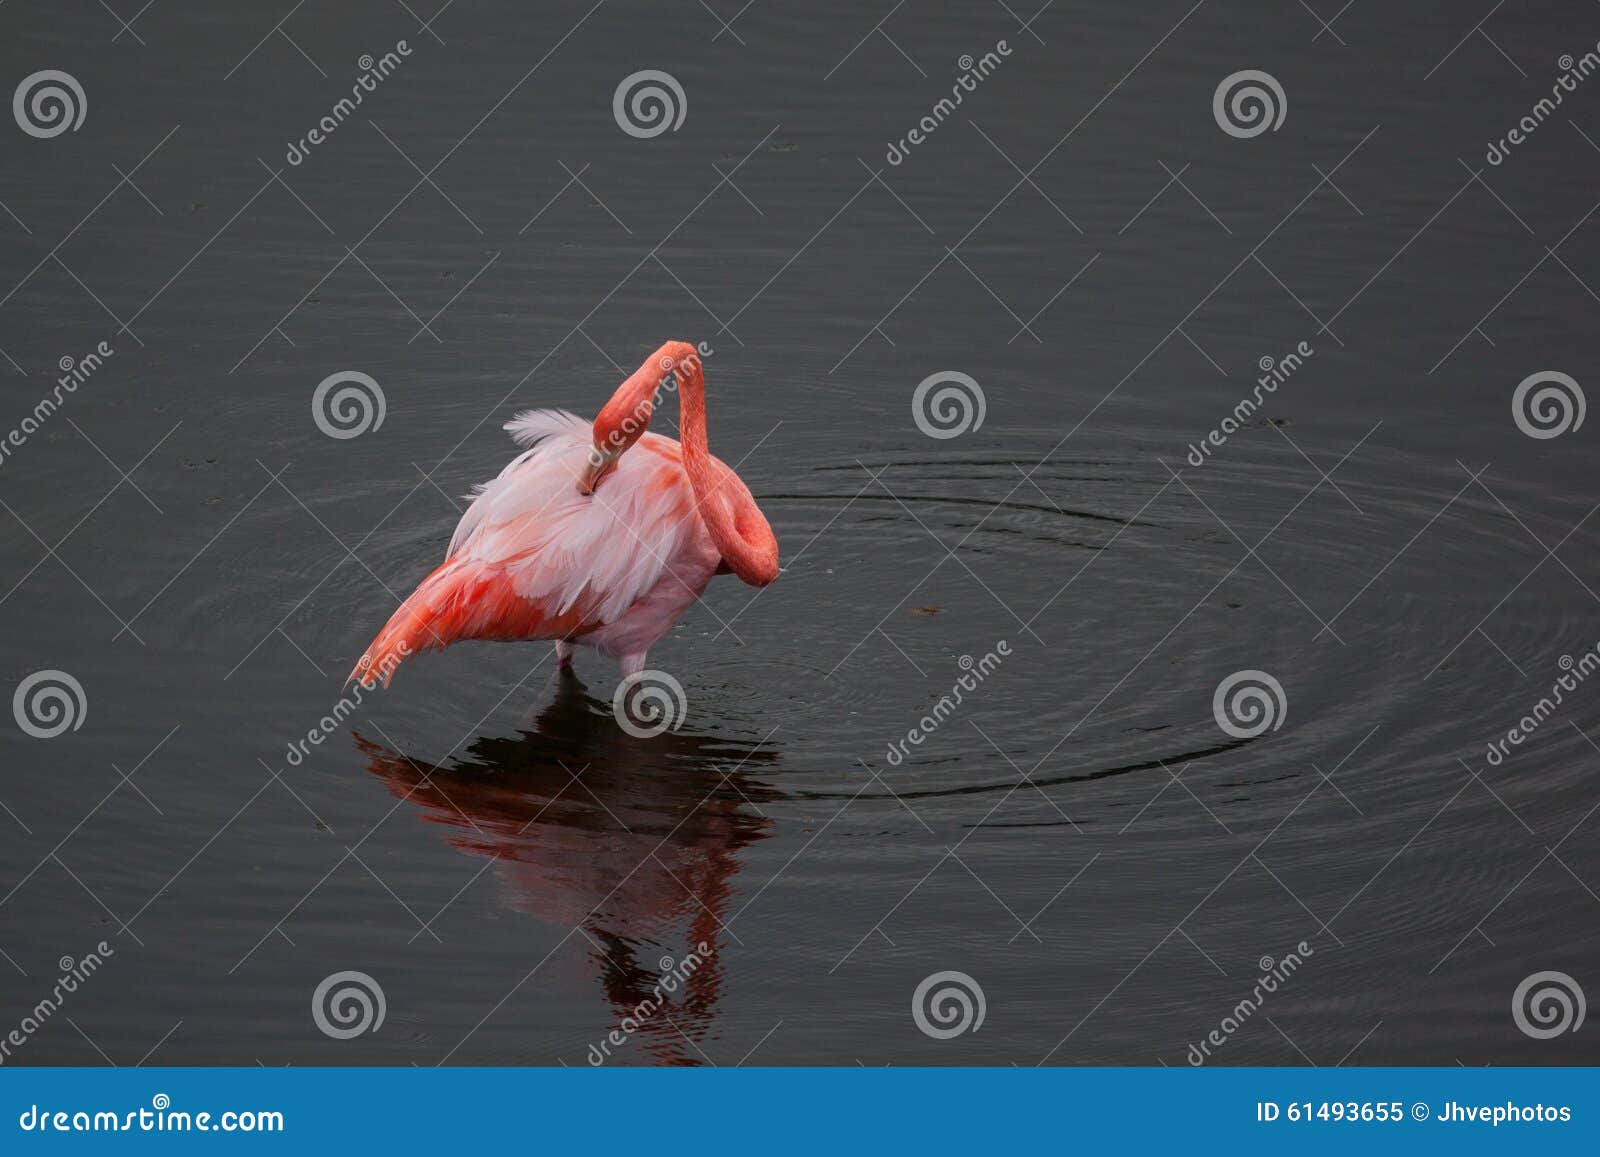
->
1, 0, 1597, 1066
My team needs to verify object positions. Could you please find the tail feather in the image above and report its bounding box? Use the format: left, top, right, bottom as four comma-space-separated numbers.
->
349, 556, 594, 689
349, 558, 460, 688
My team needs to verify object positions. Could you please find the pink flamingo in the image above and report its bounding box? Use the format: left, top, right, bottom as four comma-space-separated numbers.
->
350, 341, 778, 688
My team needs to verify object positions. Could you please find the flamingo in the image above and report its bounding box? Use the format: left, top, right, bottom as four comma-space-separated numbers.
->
349, 340, 778, 689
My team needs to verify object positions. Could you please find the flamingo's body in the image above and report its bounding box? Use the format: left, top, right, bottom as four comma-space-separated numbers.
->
351, 341, 777, 688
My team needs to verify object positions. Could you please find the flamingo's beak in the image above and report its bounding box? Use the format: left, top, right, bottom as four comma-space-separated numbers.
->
577, 446, 619, 495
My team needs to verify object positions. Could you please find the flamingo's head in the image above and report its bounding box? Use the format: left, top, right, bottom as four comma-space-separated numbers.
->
581, 383, 652, 494
576, 442, 621, 495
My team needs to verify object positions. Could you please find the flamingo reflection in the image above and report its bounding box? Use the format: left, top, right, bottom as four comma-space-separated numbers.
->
355, 673, 778, 1065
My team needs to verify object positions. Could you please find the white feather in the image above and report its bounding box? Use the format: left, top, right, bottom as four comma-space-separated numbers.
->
446, 410, 703, 625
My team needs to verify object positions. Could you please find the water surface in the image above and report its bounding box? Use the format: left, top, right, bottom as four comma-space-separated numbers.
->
1, 0, 1597, 1065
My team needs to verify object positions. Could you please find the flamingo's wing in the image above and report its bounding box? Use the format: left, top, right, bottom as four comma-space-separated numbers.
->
451, 411, 700, 625
443, 409, 583, 555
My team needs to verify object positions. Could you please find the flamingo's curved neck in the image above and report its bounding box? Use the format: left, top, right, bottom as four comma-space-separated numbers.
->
594, 356, 667, 453
673, 352, 780, 587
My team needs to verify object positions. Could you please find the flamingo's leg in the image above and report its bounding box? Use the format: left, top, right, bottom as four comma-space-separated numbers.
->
555, 640, 576, 670
619, 651, 648, 680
